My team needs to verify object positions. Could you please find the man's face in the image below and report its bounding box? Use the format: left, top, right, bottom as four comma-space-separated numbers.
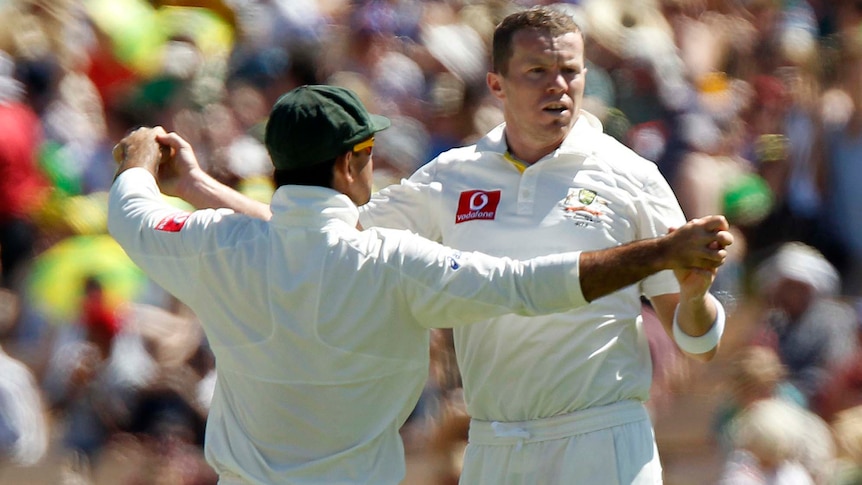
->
488, 29, 586, 154
769, 278, 814, 319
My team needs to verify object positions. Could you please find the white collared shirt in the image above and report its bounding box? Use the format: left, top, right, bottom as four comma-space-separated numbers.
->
360, 111, 686, 421
108, 168, 586, 484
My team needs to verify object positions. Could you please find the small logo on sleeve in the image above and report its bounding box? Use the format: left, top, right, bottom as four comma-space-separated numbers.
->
155, 212, 190, 232
455, 190, 501, 224
447, 251, 462, 270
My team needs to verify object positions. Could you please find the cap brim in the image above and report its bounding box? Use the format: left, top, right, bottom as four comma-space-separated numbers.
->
370, 114, 391, 133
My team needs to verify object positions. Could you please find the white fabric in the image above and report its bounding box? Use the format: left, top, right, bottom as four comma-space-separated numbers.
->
361, 111, 686, 423
461, 401, 662, 485
108, 168, 587, 485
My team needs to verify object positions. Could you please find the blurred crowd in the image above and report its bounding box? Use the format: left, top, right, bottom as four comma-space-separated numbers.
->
2, 0, 862, 483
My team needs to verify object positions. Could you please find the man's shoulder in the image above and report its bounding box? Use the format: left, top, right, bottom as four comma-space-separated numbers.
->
566, 112, 643, 161
436, 143, 485, 161
420, 142, 501, 177
585, 133, 660, 173
432, 124, 506, 164
588, 130, 642, 159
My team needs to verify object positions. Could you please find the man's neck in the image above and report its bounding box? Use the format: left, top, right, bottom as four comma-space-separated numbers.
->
504, 136, 562, 165
503, 116, 578, 165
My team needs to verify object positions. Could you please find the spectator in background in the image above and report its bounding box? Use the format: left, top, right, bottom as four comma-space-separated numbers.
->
821, 22, 862, 295
713, 345, 807, 453
832, 404, 862, 485
41, 277, 157, 478
812, 300, 862, 422
80, 276, 123, 360
717, 397, 834, 485
752, 241, 859, 409
0, 51, 47, 291
731, 0, 829, 271
740, 73, 825, 265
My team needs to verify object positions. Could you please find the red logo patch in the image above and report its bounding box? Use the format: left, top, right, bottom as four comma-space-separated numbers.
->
155, 213, 190, 232
455, 190, 501, 224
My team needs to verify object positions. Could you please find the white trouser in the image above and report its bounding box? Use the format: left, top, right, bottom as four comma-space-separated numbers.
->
459, 400, 663, 485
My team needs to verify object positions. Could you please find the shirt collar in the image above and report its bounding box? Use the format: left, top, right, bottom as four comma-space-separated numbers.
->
559, 110, 603, 154
269, 185, 360, 227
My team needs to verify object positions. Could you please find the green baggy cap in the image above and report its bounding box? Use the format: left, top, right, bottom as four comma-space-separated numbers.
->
264, 85, 391, 170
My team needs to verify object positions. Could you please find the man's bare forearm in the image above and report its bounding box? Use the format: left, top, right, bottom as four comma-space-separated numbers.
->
178, 170, 272, 219
578, 216, 731, 302
579, 238, 667, 302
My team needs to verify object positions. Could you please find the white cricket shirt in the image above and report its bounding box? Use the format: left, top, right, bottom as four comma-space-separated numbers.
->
360, 111, 687, 422
108, 168, 587, 484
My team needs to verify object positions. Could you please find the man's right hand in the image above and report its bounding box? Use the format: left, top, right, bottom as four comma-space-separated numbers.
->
577, 215, 732, 303
153, 131, 206, 200
662, 215, 733, 272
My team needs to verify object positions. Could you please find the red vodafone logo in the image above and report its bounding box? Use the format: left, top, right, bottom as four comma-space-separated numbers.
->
155, 212, 190, 232
455, 190, 501, 224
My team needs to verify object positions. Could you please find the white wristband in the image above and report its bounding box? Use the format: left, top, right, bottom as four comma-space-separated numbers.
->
672, 295, 725, 354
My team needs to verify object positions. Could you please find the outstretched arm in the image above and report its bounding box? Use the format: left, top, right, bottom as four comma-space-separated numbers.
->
115, 128, 732, 346
579, 216, 732, 302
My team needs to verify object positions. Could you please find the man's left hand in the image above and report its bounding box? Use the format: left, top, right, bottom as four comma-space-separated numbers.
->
113, 126, 169, 179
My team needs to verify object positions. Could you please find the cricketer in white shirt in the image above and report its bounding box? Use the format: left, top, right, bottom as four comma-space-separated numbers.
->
108, 167, 590, 484
359, 111, 705, 483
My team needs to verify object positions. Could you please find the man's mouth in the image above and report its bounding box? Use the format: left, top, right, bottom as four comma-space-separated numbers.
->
543, 102, 569, 114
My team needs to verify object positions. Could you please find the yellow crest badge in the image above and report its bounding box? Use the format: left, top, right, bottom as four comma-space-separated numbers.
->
578, 188, 597, 205
561, 187, 606, 220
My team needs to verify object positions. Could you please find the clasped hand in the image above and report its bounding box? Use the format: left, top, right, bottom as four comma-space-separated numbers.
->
113, 126, 203, 199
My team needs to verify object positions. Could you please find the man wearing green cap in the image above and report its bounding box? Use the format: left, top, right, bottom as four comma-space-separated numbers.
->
108, 84, 731, 484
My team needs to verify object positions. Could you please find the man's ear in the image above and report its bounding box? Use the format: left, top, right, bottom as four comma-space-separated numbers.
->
487, 72, 504, 100
333, 152, 354, 185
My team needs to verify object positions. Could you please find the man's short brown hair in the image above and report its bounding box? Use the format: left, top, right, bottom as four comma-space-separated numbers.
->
491, 7, 583, 76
